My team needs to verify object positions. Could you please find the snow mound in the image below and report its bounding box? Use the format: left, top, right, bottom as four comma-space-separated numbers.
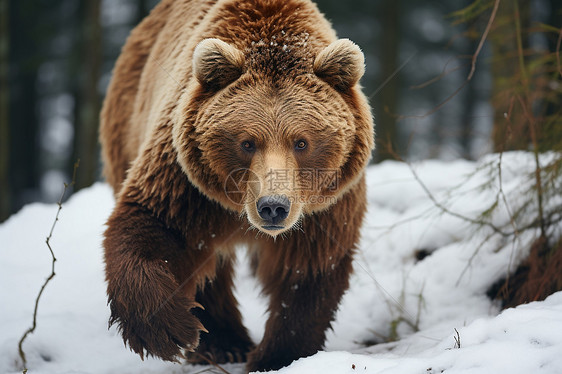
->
1, 152, 561, 374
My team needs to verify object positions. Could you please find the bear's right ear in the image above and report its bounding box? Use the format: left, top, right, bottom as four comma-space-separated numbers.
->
313, 39, 365, 91
192, 38, 245, 90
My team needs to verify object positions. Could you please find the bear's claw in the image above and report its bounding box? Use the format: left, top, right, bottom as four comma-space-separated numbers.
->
186, 326, 254, 365
108, 284, 205, 361
111, 301, 204, 362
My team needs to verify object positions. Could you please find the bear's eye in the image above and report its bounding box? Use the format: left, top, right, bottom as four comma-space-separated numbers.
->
241, 140, 256, 152
295, 139, 307, 151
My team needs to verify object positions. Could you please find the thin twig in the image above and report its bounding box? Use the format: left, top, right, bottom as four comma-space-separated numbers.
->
456, 229, 497, 286
396, 80, 469, 120
18, 160, 79, 371
395, 0, 500, 121
414, 283, 426, 330
556, 28, 562, 77
410, 59, 469, 90
189, 352, 232, 374
405, 161, 507, 236
365, 209, 432, 234
369, 51, 418, 99
497, 151, 521, 290
468, 0, 500, 80
386, 146, 515, 240
497, 149, 519, 237
453, 328, 461, 349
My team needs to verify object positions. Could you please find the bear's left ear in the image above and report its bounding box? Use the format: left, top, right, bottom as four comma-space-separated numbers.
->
313, 39, 365, 91
192, 38, 245, 89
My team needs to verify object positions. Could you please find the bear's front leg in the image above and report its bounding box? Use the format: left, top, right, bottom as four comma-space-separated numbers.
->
104, 201, 206, 361
246, 253, 353, 372
188, 257, 255, 364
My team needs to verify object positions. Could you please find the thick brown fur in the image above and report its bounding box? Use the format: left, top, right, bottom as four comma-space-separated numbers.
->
100, 0, 374, 372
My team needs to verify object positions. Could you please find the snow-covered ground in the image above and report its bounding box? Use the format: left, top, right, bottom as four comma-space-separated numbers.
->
2, 152, 561, 374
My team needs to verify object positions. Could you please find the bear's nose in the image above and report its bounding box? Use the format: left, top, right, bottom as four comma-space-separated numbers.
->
257, 195, 290, 225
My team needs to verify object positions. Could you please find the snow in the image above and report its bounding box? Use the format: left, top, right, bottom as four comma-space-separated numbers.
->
1, 152, 561, 374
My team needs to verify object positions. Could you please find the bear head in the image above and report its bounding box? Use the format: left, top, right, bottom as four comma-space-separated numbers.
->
173, 37, 373, 237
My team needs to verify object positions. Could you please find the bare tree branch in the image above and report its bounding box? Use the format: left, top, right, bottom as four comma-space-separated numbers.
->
556, 28, 562, 77
18, 160, 79, 371
396, 0, 501, 121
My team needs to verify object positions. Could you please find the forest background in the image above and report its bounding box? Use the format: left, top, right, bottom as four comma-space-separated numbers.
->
1, 0, 561, 220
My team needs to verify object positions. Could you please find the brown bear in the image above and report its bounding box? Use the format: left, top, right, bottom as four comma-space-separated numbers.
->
99, 0, 374, 372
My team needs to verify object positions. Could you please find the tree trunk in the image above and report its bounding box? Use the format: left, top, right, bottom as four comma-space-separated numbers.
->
9, 1, 42, 212
460, 38, 478, 160
376, 0, 401, 161
136, 0, 150, 24
73, 0, 102, 189
0, 0, 9, 221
